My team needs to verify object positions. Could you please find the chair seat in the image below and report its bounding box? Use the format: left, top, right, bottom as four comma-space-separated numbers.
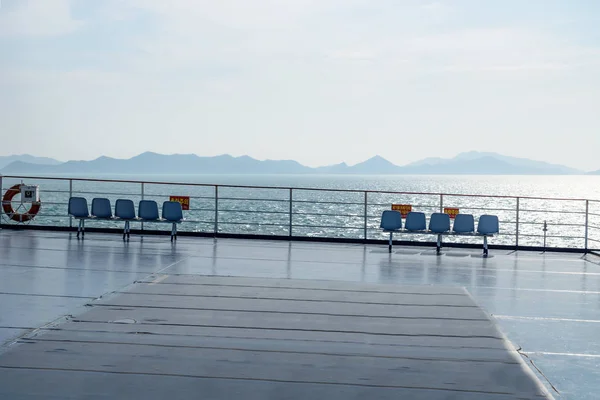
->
114, 216, 139, 221
115, 199, 136, 220
453, 214, 475, 233
450, 231, 492, 237
68, 197, 90, 218
91, 198, 113, 219
380, 210, 403, 231
90, 215, 115, 220
405, 212, 427, 231
138, 217, 184, 223
429, 213, 451, 233
139, 200, 160, 221
162, 201, 184, 222
478, 215, 500, 235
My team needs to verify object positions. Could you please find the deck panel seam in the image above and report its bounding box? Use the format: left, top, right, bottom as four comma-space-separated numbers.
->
70, 320, 504, 339
87, 303, 489, 321
115, 292, 480, 307
133, 282, 469, 296
33, 328, 509, 350
20, 338, 521, 364
0, 365, 543, 397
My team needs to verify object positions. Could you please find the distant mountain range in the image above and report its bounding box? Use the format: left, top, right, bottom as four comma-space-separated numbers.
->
0, 151, 595, 175
0, 154, 62, 170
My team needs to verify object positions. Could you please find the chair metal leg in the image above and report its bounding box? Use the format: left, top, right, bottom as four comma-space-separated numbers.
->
483, 236, 489, 257
436, 234, 442, 255
388, 232, 393, 253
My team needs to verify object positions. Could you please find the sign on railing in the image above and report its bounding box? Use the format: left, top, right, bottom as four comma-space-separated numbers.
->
444, 207, 460, 219
170, 196, 190, 211
392, 204, 412, 218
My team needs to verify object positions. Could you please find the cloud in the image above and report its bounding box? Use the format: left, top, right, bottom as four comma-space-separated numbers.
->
2, 0, 600, 169
0, 0, 83, 37
3, 1, 600, 75
126, 0, 334, 29
420, 1, 450, 21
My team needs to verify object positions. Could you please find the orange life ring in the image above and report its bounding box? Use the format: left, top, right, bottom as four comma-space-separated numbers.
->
2, 184, 41, 223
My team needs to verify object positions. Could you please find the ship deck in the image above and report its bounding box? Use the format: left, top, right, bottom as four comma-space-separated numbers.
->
1, 230, 599, 399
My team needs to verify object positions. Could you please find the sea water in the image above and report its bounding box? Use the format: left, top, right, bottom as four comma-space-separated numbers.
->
2, 174, 600, 249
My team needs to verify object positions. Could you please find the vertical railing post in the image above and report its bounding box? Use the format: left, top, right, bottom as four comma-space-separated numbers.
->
515, 197, 520, 249
141, 182, 145, 231
363, 191, 368, 241
0, 174, 3, 228
214, 186, 219, 236
289, 188, 293, 238
69, 179, 73, 228
439, 194, 444, 213
585, 200, 589, 252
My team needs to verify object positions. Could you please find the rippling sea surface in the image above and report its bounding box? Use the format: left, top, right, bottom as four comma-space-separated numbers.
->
2, 174, 600, 250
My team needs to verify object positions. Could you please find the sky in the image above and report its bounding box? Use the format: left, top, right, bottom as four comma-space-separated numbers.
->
1, 0, 600, 170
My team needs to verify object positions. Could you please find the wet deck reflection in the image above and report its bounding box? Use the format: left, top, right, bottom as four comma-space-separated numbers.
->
1, 230, 599, 399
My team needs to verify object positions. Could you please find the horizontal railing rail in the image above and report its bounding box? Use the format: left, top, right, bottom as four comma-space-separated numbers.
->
1, 174, 600, 252
1, 174, 596, 201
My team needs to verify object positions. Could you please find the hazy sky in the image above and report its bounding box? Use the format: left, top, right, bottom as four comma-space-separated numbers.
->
1, 0, 600, 169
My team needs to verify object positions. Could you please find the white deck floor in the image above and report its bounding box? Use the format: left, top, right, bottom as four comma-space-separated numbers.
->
1, 230, 599, 398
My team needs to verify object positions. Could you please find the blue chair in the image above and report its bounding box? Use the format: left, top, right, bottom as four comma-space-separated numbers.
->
68, 197, 89, 218
115, 199, 136, 240
380, 210, 403, 253
162, 201, 184, 242
68, 197, 89, 238
453, 214, 475, 233
115, 199, 136, 220
405, 212, 427, 232
478, 215, 500, 257
91, 198, 112, 219
429, 213, 451, 254
138, 200, 160, 221
429, 213, 450, 233
477, 215, 500, 235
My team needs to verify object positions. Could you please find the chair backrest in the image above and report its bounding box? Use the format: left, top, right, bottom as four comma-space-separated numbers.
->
453, 214, 475, 233
405, 212, 426, 231
380, 210, 402, 231
68, 197, 89, 218
429, 213, 450, 233
115, 199, 136, 220
138, 200, 159, 220
91, 198, 112, 218
477, 215, 500, 235
162, 201, 183, 222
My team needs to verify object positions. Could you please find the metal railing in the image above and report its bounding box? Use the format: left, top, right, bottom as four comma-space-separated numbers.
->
1, 174, 599, 252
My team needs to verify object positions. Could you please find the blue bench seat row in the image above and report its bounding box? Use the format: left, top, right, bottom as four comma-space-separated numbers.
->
68, 197, 184, 241
380, 211, 499, 256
